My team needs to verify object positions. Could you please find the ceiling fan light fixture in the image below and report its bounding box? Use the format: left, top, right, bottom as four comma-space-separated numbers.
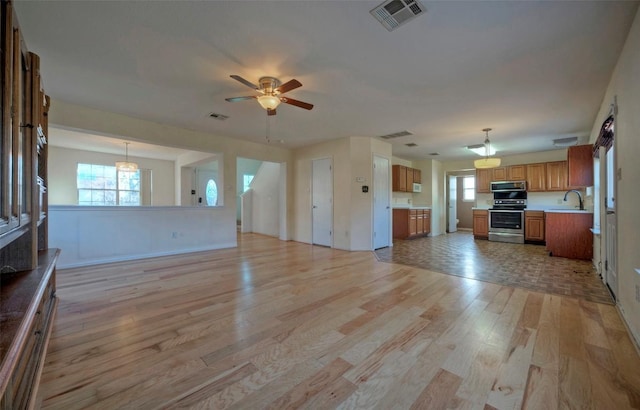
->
257, 95, 281, 110
474, 128, 501, 169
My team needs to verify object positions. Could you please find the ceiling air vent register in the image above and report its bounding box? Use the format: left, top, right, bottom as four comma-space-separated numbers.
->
378, 130, 413, 140
370, 0, 427, 32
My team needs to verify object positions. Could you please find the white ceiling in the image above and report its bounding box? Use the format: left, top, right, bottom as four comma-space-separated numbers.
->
14, 1, 639, 161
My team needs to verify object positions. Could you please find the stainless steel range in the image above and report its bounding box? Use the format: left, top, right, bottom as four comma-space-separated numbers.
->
488, 183, 527, 244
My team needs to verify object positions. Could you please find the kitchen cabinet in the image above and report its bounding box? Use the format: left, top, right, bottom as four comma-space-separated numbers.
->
508, 165, 527, 181
392, 165, 407, 192
392, 165, 421, 192
525, 211, 545, 242
567, 145, 594, 188
526, 163, 546, 192
413, 169, 421, 184
393, 208, 430, 239
476, 169, 492, 193
545, 212, 593, 260
546, 161, 568, 192
492, 167, 507, 181
473, 209, 489, 239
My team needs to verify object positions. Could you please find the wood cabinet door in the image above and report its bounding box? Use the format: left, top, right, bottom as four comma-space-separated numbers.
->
413, 169, 421, 184
526, 163, 546, 192
423, 210, 431, 234
416, 211, 424, 234
476, 169, 492, 193
567, 145, 594, 188
406, 168, 414, 192
473, 210, 488, 237
546, 161, 568, 191
525, 211, 545, 241
492, 167, 507, 181
392, 165, 407, 192
409, 210, 417, 236
508, 165, 527, 181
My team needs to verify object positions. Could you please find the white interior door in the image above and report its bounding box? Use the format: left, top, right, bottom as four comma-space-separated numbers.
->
602, 146, 618, 299
373, 156, 391, 249
312, 158, 333, 247
196, 169, 218, 206
448, 175, 457, 233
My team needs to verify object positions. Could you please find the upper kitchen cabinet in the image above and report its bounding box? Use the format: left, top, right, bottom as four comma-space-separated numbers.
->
392, 165, 407, 192
546, 161, 568, 191
476, 168, 492, 193
492, 167, 507, 181
392, 165, 422, 192
508, 165, 527, 181
526, 163, 546, 192
413, 168, 421, 184
567, 145, 594, 188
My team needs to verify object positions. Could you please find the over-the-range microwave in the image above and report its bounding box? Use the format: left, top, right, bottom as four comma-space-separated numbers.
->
490, 181, 526, 192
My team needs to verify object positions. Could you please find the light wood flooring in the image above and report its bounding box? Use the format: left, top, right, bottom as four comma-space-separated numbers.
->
38, 234, 640, 409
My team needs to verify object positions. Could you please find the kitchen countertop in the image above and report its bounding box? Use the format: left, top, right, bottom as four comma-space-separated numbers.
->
541, 209, 593, 213
392, 205, 431, 210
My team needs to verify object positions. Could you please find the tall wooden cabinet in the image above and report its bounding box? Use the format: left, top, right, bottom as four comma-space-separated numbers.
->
1, 2, 58, 408
567, 145, 594, 188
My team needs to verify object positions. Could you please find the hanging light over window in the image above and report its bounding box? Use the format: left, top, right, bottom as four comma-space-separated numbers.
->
115, 142, 138, 172
474, 128, 501, 169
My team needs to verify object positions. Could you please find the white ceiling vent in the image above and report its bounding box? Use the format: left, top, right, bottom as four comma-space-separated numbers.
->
378, 130, 413, 139
370, 0, 426, 32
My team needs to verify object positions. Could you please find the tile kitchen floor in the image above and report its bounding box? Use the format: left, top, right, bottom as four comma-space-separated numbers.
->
374, 231, 613, 304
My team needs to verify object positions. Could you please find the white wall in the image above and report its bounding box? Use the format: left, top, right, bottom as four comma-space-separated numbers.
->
292, 136, 391, 251
237, 157, 263, 221
588, 7, 640, 344
250, 162, 280, 237
49, 100, 293, 244
49, 146, 175, 206
49, 206, 235, 268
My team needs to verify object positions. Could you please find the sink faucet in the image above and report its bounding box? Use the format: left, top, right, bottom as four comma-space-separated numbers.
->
563, 190, 584, 210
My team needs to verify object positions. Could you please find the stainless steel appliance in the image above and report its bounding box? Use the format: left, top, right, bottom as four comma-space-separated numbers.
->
488, 190, 527, 244
490, 180, 526, 192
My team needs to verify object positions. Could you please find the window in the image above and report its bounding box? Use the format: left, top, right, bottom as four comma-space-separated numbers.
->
205, 179, 218, 206
243, 174, 254, 192
463, 176, 475, 201
77, 163, 140, 206
606, 147, 615, 209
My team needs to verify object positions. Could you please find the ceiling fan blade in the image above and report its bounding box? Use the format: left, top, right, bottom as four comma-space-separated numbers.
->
275, 79, 302, 94
267, 108, 277, 116
230, 75, 260, 90
281, 97, 313, 110
225, 96, 257, 102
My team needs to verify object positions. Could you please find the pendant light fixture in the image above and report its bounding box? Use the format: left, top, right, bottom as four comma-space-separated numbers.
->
474, 128, 501, 169
115, 142, 138, 172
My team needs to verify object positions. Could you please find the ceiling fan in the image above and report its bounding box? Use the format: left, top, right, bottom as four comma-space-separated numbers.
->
225, 75, 314, 116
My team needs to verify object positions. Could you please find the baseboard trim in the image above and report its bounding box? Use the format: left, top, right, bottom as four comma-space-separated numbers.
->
617, 303, 640, 357
56, 242, 237, 269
